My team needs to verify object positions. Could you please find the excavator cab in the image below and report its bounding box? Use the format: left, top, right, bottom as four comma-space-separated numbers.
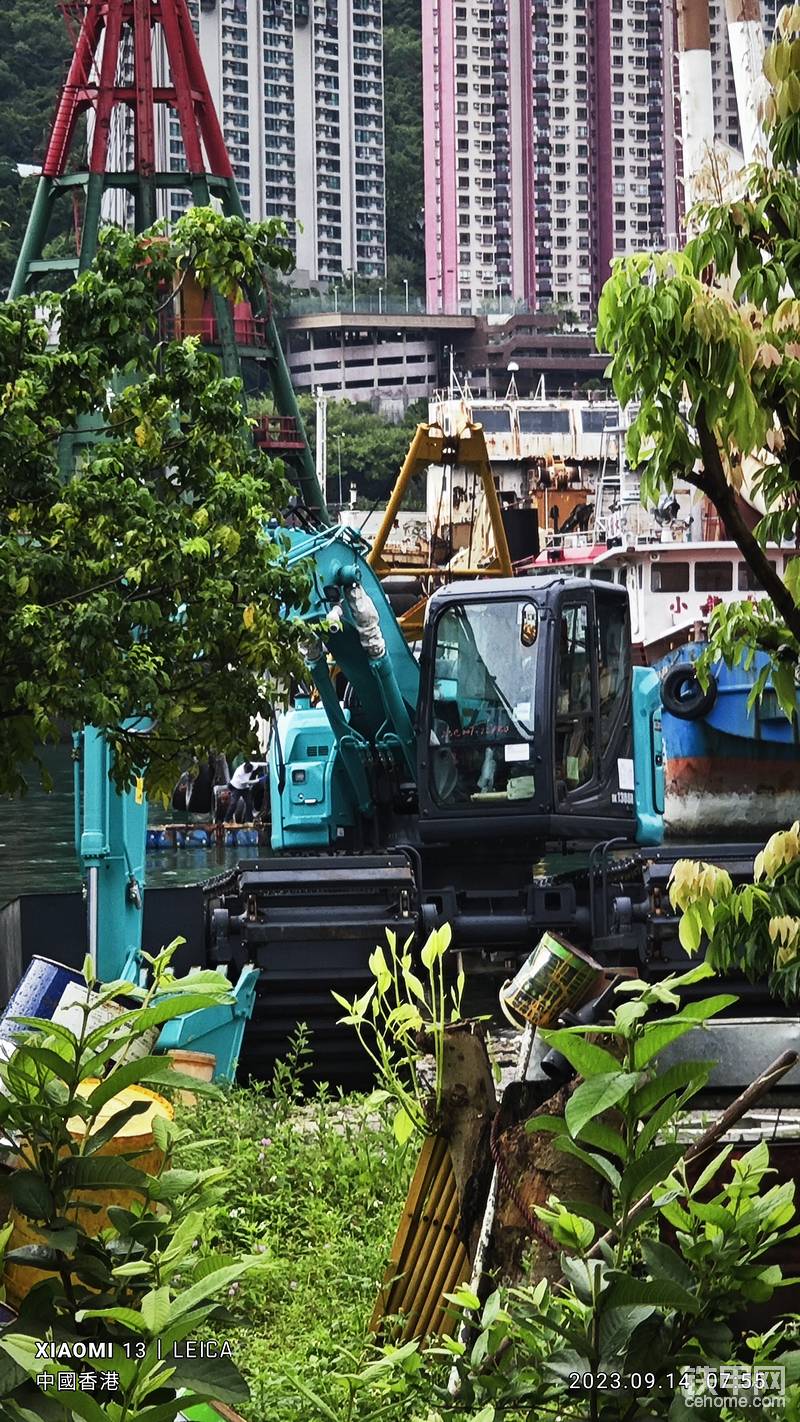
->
416, 575, 664, 845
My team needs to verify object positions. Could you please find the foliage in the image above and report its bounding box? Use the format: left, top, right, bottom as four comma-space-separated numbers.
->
0, 941, 271, 1420
174, 1067, 415, 1422
596, 4, 800, 683
333, 925, 465, 1144
177, 205, 294, 300
0, 207, 310, 798
0, 0, 73, 294
296, 394, 428, 509
356, 966, 800, 1421
383, 0, 425, 289
669, 821, 800, 996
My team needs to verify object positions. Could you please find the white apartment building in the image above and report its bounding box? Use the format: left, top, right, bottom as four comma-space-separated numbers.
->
164, 0, 386, 283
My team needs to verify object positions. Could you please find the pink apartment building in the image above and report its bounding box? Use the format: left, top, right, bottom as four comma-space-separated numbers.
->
422, 0, 776, 322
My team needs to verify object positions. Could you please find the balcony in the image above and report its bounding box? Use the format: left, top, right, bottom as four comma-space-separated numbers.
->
253, 415, 306, 453
160, 313, 270, 348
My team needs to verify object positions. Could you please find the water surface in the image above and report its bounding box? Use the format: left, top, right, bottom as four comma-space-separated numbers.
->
0, 745, 263, 906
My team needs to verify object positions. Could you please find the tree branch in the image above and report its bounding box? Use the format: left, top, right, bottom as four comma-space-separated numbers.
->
694, 401, 800, 644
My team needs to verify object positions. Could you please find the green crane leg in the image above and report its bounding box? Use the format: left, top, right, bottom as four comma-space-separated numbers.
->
8, 177, 56, 298
221, 179, 328, 522
80, 173, 105, 271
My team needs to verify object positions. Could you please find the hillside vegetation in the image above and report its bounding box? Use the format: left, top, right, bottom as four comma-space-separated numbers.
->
0, 0, 71, 292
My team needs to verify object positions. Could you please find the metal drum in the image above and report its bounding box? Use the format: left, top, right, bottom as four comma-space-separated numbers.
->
0, 957, 157, 1066
53, 982, 159, 1063
0, 957, 84, 1041
499, 931, 602, 1031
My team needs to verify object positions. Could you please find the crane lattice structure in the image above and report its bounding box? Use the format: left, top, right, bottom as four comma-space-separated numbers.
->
9, 0, 325, 517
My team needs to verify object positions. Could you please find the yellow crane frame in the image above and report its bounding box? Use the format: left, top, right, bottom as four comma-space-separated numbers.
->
366, 422, 513, 639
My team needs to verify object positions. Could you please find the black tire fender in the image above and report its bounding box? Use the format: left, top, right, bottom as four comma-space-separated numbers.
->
661, 662, 718, 720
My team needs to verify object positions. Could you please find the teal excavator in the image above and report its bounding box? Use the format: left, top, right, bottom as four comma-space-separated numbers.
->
5, 0, 790, 1093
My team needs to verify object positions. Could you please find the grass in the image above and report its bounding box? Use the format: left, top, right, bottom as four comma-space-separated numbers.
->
175, 1036, 416, 1422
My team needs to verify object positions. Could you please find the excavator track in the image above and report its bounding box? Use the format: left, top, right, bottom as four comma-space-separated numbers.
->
207, 854, 419, 1088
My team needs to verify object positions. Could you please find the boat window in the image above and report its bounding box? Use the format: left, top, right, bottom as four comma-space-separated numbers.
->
596, 594, 630, 755
651, 562, 689, 592
556, 602, 594, 790
738, 560, 776, 592
581, 408, 618, 433
471, 408, 512, 434
591, 569, 614, 582
616, 569, 626, 583
695, 561, 733, 592
519, 409, 571, 434
430, 601, 537, 807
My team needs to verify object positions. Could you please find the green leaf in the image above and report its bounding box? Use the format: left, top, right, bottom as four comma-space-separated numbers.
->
83, 1099, 151, 1153
636, 1093, 683, 1156
58, 1154, 149, 1192
690, 1143, 734, 1195
565, 1072, 642, 1138
678, 903, 703, 953
559, 1198, 615, 1233
637, 1024, 695, 1071
554, 1136, 622, 1190
76, 1304, 149, 1331
579, 1117, 629, 1160
141, 1284, 172, 1335
159, 1208, 205, 1268
628, 1142, 695, 1211
166, 1256, 267, 1322
393, 1106, 416, 1145
632, 1060, 712, 1117
7, 1170, 55, 1221
603, 1275, 700, 1314
538, 1029, 622, 1078
681, 994, 739, 1021
526, 1114, 568, 1136
82, 1053, 167, 1113
598, 1304, 656, 1362
82, 990, 229, 1060
166, 1349, 250, 1404
640, 1239, 695, 1290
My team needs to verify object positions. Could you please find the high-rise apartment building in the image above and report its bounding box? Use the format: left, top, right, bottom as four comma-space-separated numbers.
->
708, 0, 778, 152
424, 0, 675, 322
162, 0, 386, 283
425, 0, 782, 322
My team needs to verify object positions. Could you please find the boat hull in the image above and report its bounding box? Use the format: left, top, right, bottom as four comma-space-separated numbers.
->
656, 646, 800, 837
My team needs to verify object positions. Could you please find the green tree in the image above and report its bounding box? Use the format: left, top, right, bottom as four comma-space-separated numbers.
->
1, 209, 308, 798
297, 395, 428, 509
597, 7, 800, 705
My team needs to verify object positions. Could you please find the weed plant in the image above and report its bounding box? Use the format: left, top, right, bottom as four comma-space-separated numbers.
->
175, 1029, 416, 1422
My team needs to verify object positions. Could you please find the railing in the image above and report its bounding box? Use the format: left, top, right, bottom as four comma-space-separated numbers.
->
253, 415, 306, 451
159, 313, 270, 347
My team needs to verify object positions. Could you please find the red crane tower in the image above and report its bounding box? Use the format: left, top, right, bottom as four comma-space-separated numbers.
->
9, 0, 325, 517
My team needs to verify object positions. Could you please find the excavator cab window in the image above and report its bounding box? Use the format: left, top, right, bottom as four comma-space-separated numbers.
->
555, 601, 595, 792
554, 590, 631, 799
430, 600, 537, 808
597, 592, 630, 754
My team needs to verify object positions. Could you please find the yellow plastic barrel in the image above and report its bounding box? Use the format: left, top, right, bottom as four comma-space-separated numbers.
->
5, 1081, 173, 1306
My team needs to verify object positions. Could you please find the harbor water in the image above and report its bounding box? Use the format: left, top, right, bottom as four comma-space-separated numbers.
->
0, 745, 264, 908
